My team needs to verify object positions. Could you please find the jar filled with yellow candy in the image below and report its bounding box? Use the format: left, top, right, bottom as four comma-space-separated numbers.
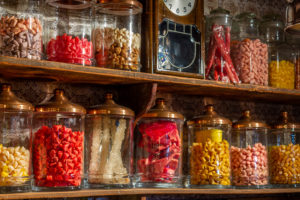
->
269, 111, 300, 187
187, 105, 231, 188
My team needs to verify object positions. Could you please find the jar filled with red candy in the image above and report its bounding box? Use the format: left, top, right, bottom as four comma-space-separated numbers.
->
134, 98, 184, 188
85, 93, 134, 188
32, 89, 86, 191
231, 110, 269, 188
45, 0, 93, 66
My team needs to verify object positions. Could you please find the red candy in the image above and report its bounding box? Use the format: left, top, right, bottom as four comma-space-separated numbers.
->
33, 125, 84, 187
47, 33, 93, 65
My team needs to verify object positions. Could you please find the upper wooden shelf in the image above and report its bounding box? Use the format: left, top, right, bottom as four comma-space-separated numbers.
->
0, 56, 300, 104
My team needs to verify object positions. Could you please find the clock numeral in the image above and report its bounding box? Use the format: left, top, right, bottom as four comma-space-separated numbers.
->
188, 2, 192, 7
176, 8, 180, 14
163, 0, 167, 2
169, 4, 172, 9
183, 7, 187, 12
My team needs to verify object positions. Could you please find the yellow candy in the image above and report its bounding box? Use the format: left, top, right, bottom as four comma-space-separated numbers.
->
195, 129, 223, 143
269, 60, 295, 89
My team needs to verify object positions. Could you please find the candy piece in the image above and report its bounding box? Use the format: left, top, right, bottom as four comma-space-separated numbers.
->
195, 129, 222, 143
269, 60, 295, 89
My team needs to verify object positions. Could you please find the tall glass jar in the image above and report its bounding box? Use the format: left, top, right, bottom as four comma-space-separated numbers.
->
45, 0, 93, 66
187, 105, 231, 188
231, 110, 269, 188
0, 84, 33, 193
134, 98, 184, 188
205, 8, 239, 84
85, 93, 134, 188
92, 0, 142, 71
32, 89, 86, 191
0, 0, 43, 60
231, 12, 268, 86
269, 111, 300, 187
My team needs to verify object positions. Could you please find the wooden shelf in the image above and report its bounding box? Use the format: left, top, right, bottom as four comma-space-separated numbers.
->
0, 56, 300, 104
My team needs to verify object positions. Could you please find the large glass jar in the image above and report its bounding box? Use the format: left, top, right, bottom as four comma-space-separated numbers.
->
0, 84, 33, 193
187, 105, 231, 188
45, 0, 93, 66
85, 93, 134, 188
231, 12, 268, 86
205, 8, 239, 84
32, 89, 86, 191
93, 0, 142, 71
231, 110, 269, 188
134, 98, 183, 188
0, 0, 43, 60
269, 111, 300, 187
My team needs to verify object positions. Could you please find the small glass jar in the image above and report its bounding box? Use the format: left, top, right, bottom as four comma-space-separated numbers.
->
0, 0, 43, 60
231, 12, 268, 86
187, 105, 231, 188
205, 8, 239, 84
45, 0, 93, 66
231, 110, 269, 188
93, 0, 142, 71
0, 84, 33, 193
32, 89, 86, 191
134, 98, 184, 188
269, 111, 300, 187
85, 93, 134, 188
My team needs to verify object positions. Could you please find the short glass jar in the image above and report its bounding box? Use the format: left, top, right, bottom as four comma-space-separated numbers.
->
93, 0, 142, 71
0, 84, 33, 193
231, 110, 269, 188
85, 93, 134, 188
269, 111, 300, 187
134, 98, 184, 188
187, 105, 231, 188
32, 89, 86, 191
0, 0, 43, 60
45, 0, 93, 66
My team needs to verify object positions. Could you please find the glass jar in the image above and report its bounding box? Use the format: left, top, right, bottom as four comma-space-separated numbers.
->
231, 110, 269, 188
0, 84, 33, 193
205, 8, 239, 84
269, 111, 300, 187
231, 12, 268, 86
45, 0, 93, 66
32, 89, 86, 191
0, 0, 43, 60
85, 93, 134, 188
134, 98, 183, 188
187, 105, 231, 188
93, 0, 142, 71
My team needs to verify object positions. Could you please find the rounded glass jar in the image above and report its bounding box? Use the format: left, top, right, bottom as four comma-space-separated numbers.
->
231, 12, 268, 86
45, 0, 93, 66
0, 84, 33, 193
231, 110, 269, 188
93, 0, 142, 71
85, 93, 134, 189
134, 98, 183, 188
32, 89, 86, 191
269, 111, 300, 187
187, 105, 231, 188
0, 0, 43, 60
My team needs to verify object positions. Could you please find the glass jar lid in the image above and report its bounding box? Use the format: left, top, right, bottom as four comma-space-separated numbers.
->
235, 12, 260, 39
0, 84, 33, 111
87, 93, 134, 117
208, 7, 232, 26
96, 0, 143, 16
261, 14, 284, 43
35, 89, 86, 114
233, 110, 269, 129
187, 105, 232, 126
273, 111, 300, 129
141, 98, 184, 120
46, 0, 92, 9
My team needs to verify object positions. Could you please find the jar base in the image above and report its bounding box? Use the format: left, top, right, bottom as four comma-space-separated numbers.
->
32, 185, 81, 192
134, 182, 182, 188
87, 183, 132, 189
270, 184, 300, 188
188, 184, 231, 189
0, 185, 31, 193
233, 185, 270, 189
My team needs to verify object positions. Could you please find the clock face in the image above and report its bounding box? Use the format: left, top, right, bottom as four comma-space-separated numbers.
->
163, 0, 196, 16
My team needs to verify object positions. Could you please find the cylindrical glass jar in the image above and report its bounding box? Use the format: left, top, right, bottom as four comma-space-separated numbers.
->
0, 84, 33, 193
32, 89, 86, 191
0, 0, 43, 60
231, 12, 268, 86
85, 93, 134, 188
187, 105, 231, 188
205, 8, 239, 84
231, 110, 269, 188
134, 98, 183, 188
93, 0, 142, 71
45, 0, 93, 66
269, 111, 300, 187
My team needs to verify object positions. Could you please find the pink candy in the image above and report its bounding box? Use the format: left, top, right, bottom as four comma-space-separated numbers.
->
231, 143, 268, 186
